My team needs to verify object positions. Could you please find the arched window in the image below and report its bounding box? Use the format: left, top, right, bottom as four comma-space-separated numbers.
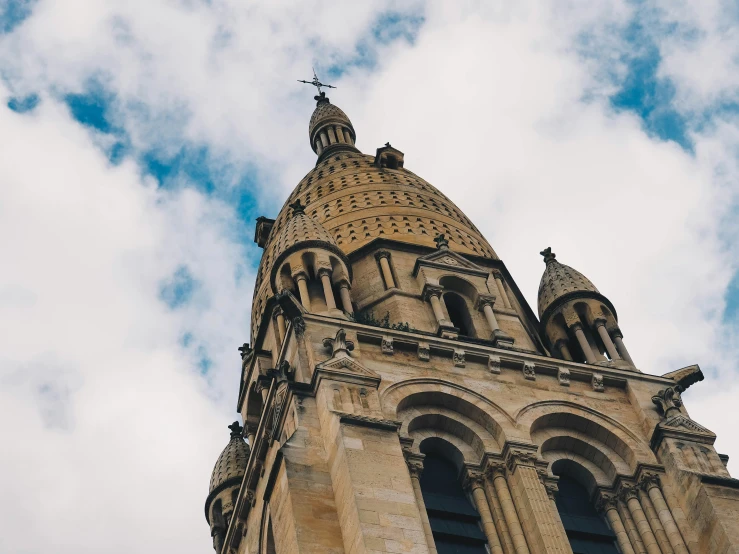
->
554, 475, 619, 554
443, 292, 474, 337
419, 453, 487, 554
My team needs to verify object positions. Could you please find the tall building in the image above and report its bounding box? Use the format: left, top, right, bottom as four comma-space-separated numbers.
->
204, 90, 739, 554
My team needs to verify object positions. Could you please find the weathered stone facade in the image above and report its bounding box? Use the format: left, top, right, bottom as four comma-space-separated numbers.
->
204, 93, 739, 554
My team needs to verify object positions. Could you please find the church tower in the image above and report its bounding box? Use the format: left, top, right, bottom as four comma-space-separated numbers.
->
206, 89, 739, 554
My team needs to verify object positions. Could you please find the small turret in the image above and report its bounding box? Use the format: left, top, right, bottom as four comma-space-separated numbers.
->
205, 422, 250, 553
270, 200, 354, 315
537, 248, 635, 367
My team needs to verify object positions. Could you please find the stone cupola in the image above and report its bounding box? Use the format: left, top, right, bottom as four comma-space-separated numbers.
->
270, 200, 353, 316
205, 422, 250, 554
537, 247, 634, 367
309, 92, 359, 161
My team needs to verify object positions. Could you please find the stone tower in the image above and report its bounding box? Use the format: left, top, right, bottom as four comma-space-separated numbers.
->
205, 91, 739, 554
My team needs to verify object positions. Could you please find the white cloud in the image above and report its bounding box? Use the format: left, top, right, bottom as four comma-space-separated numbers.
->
0, 1, 738, 552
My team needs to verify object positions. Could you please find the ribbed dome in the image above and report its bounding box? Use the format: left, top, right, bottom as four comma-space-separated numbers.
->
537, 248, 599, 318
209, 422, 250, 494
309, 95, 354, 139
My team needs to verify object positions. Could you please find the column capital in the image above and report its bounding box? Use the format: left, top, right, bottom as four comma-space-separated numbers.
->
336, 278, 351, 289
462, 469, 486, 491
618, 484, 639, 502
544, 482, 559, 501
491, 269, 504, 280
485, 460, 507, 478
595, 492, 619, 513
422, 283, 444, 301
475, 293, 497, 311
292, 267, 309, 280
639, 473, 661, 492
593, 317, 608, 328
406, 460, 424, 479
317, 266, 332, 278
569, 321, 584, 332
505, 450, 538, 472
611, 327, 624, 339
374, 249, 392, 261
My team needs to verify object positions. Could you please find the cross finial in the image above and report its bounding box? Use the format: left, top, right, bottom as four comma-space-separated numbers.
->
298, 68, 336, 99
289, 199, 306, 216
540, 247, 556, 264
434, 233, 449, 250
228, 421, 243, 438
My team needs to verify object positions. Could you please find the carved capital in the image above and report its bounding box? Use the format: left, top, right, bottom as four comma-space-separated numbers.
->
485, 461, 507, 479
475, 294, 496, 311
593, 318, 608, 328
506, 451, 538, 472
316, 267, 332, 279
569, 321, 583, 332
422, 283, 444, 301
611, 327, 624, 339
545, 482, 559, 500
639, 473, 661, 492
618, 485, 639, 503
463, 469, 485, 491
291, 266, 308, 280
406, 460, 424, 479
595, 493, 619, 513
375, 249, 391, 261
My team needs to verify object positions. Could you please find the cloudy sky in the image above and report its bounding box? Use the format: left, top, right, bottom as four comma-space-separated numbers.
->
1, 0, 738, 552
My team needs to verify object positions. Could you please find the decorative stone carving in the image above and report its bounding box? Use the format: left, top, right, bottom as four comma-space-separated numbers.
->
558, 367, 570, 386
488, 354, 501, 374
618, 484, 639, 502
639, 473, 661, 491
421, 283, 444, 301
595, 493, 618, 513
238, 343, 251, 359
462, 469, 485, 491
523, 361, 536, 381
417, 342, 430, 362
434, 233, 449, 250
406, 459, 424, 478
292, 317, 306, 337
381, 335, 394, 355
592, 373, 605, 392
652, 385, 684, 417
453, 349, 466, 368
506, 451, 538, 472
322, 328, 355, 357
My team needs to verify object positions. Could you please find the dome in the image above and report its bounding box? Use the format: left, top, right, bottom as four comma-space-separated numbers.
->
309, 98, 353, 137
537, 247, 600, 319
209, 422, 250, 494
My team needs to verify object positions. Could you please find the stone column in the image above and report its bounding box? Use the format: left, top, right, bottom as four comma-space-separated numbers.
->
315, 139, 323, 155
344, 129, 353, 144
493, 272, 513, 309
642, 475, 688, 554
294, 272, 311, 312
275, 308, 287, 344
595, 319, 621, 360
375, 250, 396, 289
326, 126, 337, 144
320, 131, 329, 148
612, 329, 635, 365
618, 500, 647, 554
597, 495, 636, 554
505, 453, 570, 554
407, 458, 437, 554
465, 470, 504, 554
338, 280, 353, 314
639, 488, 674, 554
245, 425, 256, 447
335, 125, 345, 143
477, 296, 501, 332
318, 268, 337, 310
621, 486, 661, 554
553, 339, 573, 361
571, 323, 597, 364
487, 463, 530, 554
484, 477, 515, 554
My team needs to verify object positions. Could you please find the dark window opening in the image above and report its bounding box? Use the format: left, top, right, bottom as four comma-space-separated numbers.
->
555, 476, 619, 554
420, 454, 487, 554
443, 293, 474, 337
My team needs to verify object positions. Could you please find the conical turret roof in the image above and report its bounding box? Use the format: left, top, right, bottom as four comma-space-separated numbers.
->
209, 422, 250, 494
537, 247, 600, 319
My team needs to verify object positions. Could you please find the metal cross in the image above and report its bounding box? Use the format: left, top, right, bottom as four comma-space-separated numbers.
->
298, 68, 336, 95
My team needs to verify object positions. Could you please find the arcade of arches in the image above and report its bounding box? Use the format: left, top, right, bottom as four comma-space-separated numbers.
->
203, 90, 738, 554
